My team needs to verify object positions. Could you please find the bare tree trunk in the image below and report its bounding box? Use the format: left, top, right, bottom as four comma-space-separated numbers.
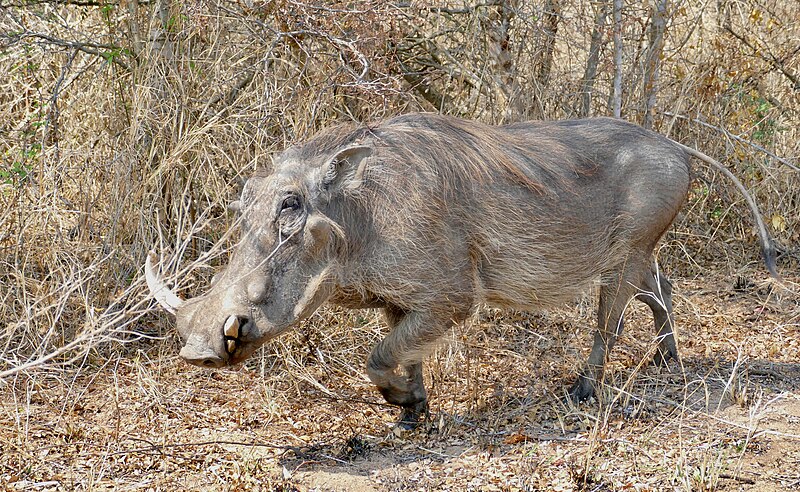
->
488, 0, 522, 119
643, 0, 667, 128
124, 0, 143, 59
580, 1, 608, 117
151, 0, 175, 61
530, 0, 560, 117
536, 0, 561, 87
611, 0, 623, 118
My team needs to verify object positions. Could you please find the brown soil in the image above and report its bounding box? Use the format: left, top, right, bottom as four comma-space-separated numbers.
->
2, 272, 798, 491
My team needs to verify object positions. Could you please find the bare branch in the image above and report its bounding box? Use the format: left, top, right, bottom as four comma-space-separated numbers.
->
664, 112, 800, 172
723, 24, 800, 89
392, 1, 505, 15
6, 31, 130, 69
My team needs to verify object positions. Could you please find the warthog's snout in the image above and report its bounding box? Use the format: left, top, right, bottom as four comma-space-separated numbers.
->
147, 253, 260, 368
179, 336, 225, 368
179, 314, 251, 368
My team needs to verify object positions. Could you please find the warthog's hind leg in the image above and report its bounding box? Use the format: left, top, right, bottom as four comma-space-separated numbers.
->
569, 267, 641, 403
570, 261, 678, 403
637, 265, 678, 367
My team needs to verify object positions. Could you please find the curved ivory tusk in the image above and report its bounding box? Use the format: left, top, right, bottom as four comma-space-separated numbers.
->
145, 251, 185, 315
223, 315, 239, 338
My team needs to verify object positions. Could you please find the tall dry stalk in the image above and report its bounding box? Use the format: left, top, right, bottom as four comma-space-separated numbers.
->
0, 0, 796, 387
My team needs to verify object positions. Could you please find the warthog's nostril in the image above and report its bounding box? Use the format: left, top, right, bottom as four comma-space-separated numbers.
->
179, 340, 224, 368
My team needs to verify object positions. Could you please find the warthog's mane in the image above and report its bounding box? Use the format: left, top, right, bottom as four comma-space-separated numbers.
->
263, 113, 602, 198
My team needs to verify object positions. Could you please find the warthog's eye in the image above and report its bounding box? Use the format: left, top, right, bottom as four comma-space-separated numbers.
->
277, 194, 305, 234
280, 195, 301, 213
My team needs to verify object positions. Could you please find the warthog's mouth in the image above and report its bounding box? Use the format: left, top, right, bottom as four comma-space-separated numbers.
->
146, 252, 259, 368
176, 312, 265, 368
220, 315, 262, 366
222, 315, 242, 358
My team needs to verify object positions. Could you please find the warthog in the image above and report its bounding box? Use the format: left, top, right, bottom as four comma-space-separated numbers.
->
146, 113, 777, 428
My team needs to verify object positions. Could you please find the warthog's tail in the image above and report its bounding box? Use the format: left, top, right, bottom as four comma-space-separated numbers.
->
672, 141, 781, 281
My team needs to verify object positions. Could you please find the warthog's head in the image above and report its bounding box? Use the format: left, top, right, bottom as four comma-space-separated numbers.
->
146, 142, 372, 368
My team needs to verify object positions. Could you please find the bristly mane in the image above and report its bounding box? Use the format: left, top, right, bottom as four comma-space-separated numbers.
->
266, 113, 593, 195
371, 113, 593, 194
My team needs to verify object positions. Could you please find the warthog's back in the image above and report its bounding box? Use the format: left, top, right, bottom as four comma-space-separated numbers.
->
312, 114, 690, 313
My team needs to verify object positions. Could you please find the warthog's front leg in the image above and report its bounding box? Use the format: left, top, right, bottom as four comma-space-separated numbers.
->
367, 306, 452, 430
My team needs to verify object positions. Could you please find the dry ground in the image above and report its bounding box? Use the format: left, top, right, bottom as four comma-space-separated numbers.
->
3, 2, 799, 490
2, 270, 798, 491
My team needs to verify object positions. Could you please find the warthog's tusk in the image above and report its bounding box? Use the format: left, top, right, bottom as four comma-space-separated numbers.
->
223, 315, 239, 338
145, 251, 185, 315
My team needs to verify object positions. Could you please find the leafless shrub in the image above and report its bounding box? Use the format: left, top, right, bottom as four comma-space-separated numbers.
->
0, 1, 797, 487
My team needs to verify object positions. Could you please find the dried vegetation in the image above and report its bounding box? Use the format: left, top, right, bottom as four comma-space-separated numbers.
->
1, 1, 799, 490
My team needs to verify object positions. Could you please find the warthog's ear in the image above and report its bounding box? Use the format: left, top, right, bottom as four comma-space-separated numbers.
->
320, 145, 373, 191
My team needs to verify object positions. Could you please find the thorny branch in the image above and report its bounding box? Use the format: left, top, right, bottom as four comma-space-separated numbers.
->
4, 31, 130, 70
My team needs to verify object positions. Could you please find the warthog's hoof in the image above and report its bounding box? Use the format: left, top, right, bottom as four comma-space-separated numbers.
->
394, 400, 429, 432
652, 347, 679, 368
567, 374, 595, 404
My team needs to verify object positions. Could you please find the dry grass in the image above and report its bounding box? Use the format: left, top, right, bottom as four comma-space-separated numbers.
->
1, 1, 799, 490
2, 271, 798, 490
